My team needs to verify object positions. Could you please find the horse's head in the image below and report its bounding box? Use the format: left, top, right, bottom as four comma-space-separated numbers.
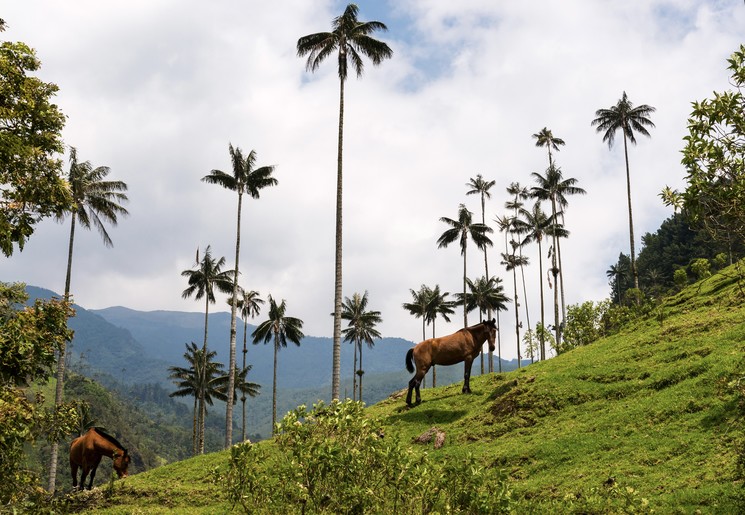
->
484, 318, 497, 352
113, 449, 130, 478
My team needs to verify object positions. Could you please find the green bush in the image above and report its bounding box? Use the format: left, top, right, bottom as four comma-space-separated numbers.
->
227, 399, 512, 514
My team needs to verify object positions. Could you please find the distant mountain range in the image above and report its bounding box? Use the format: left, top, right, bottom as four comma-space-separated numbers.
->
24, 285, 521, 438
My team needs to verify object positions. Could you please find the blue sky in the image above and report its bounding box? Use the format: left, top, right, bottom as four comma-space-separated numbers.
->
3, 1, 744, 360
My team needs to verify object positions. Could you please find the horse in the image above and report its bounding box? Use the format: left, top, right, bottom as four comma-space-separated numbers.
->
70, 427, 130, 490
405, 319, 497, 406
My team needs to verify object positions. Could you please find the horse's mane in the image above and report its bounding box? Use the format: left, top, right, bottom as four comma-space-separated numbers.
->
93, 427, 127, 453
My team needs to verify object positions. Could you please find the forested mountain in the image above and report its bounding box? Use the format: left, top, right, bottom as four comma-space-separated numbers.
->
24, 285, 519, 440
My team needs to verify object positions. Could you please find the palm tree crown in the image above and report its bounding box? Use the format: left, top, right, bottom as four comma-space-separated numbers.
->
437, 204, 493, 327
532, 127, 565, 167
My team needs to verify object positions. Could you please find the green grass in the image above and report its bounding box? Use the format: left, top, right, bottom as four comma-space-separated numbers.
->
75, 266, 745, 513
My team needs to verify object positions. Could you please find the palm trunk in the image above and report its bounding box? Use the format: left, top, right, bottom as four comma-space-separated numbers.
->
192, 397, 198, 455
519, 247, 531, 355
421, 317, 426, 388
623, 134, 639, 291
462, 245, 468, 327
513, 264, 521, 368
272, 335, 278, 434
241, 318, 247, 442
557, 220, 567, 326
550, 197, 561, 351
226, 192, 243, 448
358, 340, 364, 402
352, 338, 358, 401
331, 76, 345, 401
48, 212, 77, 492
538, 238, 545, 361
481, 193, 493, 373
496, 311, 502, 372
431, 321, 437, 387
199, 296, 209, 453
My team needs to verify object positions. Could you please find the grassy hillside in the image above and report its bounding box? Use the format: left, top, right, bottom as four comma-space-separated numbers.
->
66, 266, 745, 513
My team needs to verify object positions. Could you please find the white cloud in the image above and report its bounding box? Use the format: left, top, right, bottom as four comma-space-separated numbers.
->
3, 0, 744, 360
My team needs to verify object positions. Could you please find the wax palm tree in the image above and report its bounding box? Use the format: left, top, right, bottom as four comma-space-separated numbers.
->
532, 127, 565, 167
437, 204, 493, 327
297, 4, 392, 401
49, 147, 128, 492
202, 144, 276, 447
233, 364, 261, 441
466, 174, 496, 302
493, 214, 513, 373
460, 276, 510, 373
592, 91, 655, 291
424, 284, 455, 386
502, 249, 529, 368
606, 260, 629, 305
340, 291, 382, 402
228, 287, 264, 442
168, 342, 228, 454
181, 246, 232, 448
513, 202, 553, 361
530, 165, 585, 347
505, 183, 532, 345
403, 285, 431, 343
252, 296, 304, 432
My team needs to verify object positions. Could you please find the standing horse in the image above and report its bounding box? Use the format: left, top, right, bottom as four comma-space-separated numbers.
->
405, 319, 497, 406
70, 427, 130, 490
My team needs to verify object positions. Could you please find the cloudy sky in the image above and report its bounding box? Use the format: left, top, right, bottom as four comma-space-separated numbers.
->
3, 1, 744, 360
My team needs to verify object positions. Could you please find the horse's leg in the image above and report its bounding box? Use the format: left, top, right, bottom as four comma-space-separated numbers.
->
463, 358, 474, 394
406, 376, 417, 406
71, 462, 79, 490
87, 465, 98, 490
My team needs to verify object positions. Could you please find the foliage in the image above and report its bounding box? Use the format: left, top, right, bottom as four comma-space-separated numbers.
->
0, 35, 69, 256
227, 400, 513, 514
562, 300, 608, 351
690, 257, 712, 280
674, 268, 688, 290
682, 44, 745, 254
0, 282, 79, 506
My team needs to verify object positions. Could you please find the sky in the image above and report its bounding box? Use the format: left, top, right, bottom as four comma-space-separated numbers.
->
3, 1, 744, 360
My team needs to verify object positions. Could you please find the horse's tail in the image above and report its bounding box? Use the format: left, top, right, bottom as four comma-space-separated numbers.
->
406, 348, 415, 373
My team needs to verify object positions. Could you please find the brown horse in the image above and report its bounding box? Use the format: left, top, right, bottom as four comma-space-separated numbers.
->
70, 427, 130, 490
405, 319, 497, 406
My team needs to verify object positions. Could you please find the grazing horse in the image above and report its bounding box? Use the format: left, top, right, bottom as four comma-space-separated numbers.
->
70, 427, 130, 490
405, 319, 497, 406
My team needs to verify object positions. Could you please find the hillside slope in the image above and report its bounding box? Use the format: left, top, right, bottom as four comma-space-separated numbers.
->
70, 267, 745, 513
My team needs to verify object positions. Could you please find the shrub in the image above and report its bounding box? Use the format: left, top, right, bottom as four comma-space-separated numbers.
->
226, 400, 513, 514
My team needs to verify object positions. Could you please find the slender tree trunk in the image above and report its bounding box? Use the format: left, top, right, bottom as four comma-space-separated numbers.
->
431, 321, 436, 387
421, 317, 427, 388
513, 265, 521, 368
462, 244, 468, 327
519, 248, 531, 353
623, 134, 639, 291
192, 397, 198, 455
358, 341, 364, 402
48, 212, 77, 492
480, 192, 494, 373
199, 296, 209, 453
557, 220, 567, 326
538, 238, 545, 361
331, 77, 345, 401
550, 197, 561, 351
241, 318, 247, 442
496, 311, 502, 373
352, 338, 358, 401
226, 192, 243, 448
272, 336, 278, 434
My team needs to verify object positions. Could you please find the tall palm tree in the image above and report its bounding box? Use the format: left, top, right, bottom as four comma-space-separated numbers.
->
437, 204, 493, 327
229, 287, 264, 441
532, 127, 565, 168
530, 165, 585, 347
460, 276, 510, 373
505, 183, 532, 346
592, 91, 655, 291
202, 144, 277, 447
252, 296, 304, 432
493, 214, 513, 373
233, 364, 261, 441
513, 202, 553, 361
606, 259, 629, 305
424, 284, 455, 386
502, 250, 529, 368
168, 342, 203, 455
340, 291, 382, 402
297, 4, 392, 401
48, 147, 128, 492
181, 245, 232, 449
